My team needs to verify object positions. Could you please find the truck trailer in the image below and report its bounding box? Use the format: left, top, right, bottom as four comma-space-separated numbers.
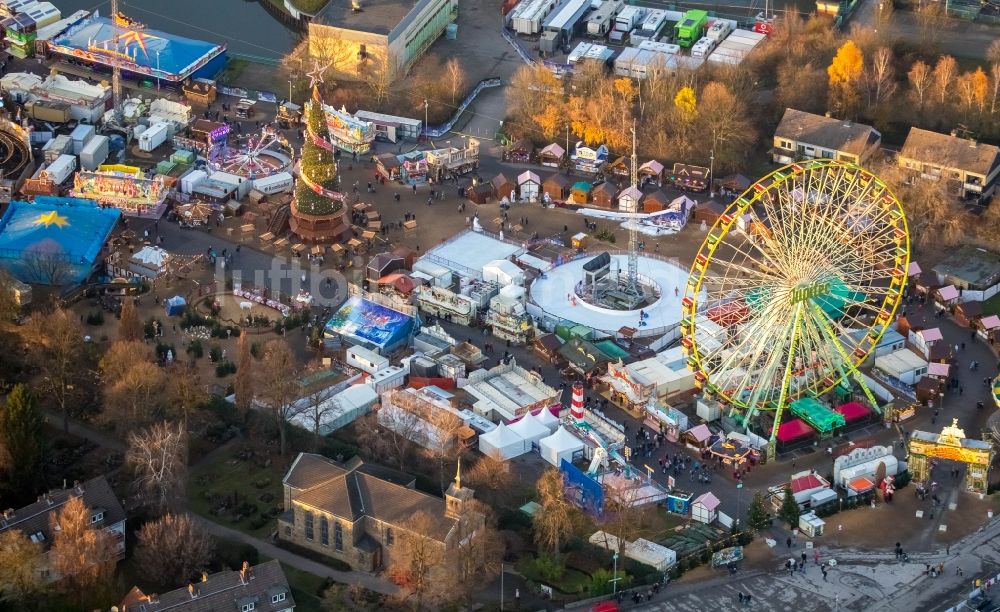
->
674, 9, 708, 48
586, 0, 623, 37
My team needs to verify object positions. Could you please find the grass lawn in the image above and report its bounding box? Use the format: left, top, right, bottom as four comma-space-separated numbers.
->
280, 563, 328, 612
188, 448, 286, 538
982, 292, 1000, 317
514, 557, 592, 596
288, 0, 331, 13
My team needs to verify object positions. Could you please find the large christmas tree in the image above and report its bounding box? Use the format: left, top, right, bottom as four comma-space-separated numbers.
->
294, 88, 341, 216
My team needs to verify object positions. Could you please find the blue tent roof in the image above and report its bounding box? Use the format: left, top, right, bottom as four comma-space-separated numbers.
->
0, 197, 120, 285
50, 15, 226, 81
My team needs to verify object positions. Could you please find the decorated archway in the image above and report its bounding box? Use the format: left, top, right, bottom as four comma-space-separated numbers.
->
907, 419, 993, 493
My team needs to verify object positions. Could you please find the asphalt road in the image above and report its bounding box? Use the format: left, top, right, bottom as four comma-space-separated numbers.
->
851, 0, 1000, 60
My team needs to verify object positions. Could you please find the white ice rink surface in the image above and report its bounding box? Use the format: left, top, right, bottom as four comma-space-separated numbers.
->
529, 254, 690, 333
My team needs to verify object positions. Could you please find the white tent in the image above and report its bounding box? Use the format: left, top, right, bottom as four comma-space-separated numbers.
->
539, 425, 584, 466
629, 539, 677, 571
508, 412, 551, 449
478, 422, 527, 459
535, 408, 560, 433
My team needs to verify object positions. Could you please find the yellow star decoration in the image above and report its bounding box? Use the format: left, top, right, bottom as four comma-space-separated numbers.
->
33, 211, 70, 228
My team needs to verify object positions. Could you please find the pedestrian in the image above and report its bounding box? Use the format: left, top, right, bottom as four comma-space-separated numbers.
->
738, 593, 745, 604
801, 552, 807, 566
786, 537, 792, 549
822, 567, 828, 581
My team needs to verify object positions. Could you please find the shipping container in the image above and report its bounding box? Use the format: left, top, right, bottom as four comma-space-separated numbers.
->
138, 122, 170, 152
586, 0, 623, 36
79, 134, 109, 171
252, 171, 294, 195
24, 99, 69, 122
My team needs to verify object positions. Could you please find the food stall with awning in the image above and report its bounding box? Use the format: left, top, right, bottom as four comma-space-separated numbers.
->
709, 436, 757, 467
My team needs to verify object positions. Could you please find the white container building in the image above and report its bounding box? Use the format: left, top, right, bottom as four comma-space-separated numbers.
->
636, 40, 679, 55
628, 9, 668, 45
252, 172, 294, 195
510, 0, 557, 35
78, 134, 108, 171
542, 0, 591, 45
586, 0, 623, 36
37, 153, 75, 186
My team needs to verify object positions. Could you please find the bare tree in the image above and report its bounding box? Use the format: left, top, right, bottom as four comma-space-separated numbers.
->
166, 362, 208, 427
931, 55, 958, 106
117, 298, 142, 342
465, 449, 515, 508
0, 530, 43, 608
0, 270, 22, 323
134, 513, 214, 588
361, 53, 398, 109
450, 500, 503, 605
532, 468, 576, 560
309, 29, 357, 78
390, 511, 453, 610
363, 404, 420, 470
102, 347, 168, 432
49, 496, 117, 596
445, 57, 466, 104
915, 2, 947, 49
257, 339, 302, 456
300, 384, 338, 451
233, 332, 254, 416
908, 60, 933, 109
127, 420, 188, 512
25, 308, 84, 433
991, 63, 1000, 116
600, 486, 650, 557
21, 245, 72, 285
697, 81, 756, 172
866, 47, 897, 111
424, 409, 469, 493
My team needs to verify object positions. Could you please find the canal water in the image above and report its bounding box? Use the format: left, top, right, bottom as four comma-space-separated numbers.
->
51, 0, 300, 61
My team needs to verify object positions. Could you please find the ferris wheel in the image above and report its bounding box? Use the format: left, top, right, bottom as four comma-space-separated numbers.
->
681, 160, 909, 445
209, 125, 291, 178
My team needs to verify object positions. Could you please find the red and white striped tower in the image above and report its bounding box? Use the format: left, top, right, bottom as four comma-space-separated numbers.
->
570, 382, 585, 423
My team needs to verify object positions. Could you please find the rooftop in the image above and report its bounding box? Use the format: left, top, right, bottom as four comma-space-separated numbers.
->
283, 453, 457, 541
899, 127, 1000, 176
931, 245, 1000, 289
0, 476, 125, 550
121, 560, 294, 612
774, 108, 880, 157
314, 0, 422, 38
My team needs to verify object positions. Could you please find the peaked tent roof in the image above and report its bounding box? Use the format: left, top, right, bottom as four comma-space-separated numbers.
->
535, 407, 560, 429
480, 422, 526, 447
540, 425, 585, 452
509, 411, 551, 441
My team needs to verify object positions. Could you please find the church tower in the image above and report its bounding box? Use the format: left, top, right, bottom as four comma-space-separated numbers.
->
445, 459, 475, 519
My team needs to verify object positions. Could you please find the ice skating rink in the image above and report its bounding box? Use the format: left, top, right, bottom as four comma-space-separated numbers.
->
529, 253, 691, 333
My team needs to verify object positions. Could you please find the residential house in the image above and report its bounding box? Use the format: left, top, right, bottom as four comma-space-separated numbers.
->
0, 476, 126, 583
898, 127, 1000, 199
121, 560, 294, 612
278, 453, 484, 572
771, 108, 881, 165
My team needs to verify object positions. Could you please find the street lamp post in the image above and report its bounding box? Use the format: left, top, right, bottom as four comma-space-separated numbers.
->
709, 147, 715, 198
500, 562, 504, 610
155, 50, 160, 91
736, 480, 744, 528
288, 80, 293, 105
424, 99, 429, 138
611, 551, 621, 595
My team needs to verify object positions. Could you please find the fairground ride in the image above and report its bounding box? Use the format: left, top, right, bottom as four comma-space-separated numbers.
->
681, 160, 909, 457
208, 125, 292, 179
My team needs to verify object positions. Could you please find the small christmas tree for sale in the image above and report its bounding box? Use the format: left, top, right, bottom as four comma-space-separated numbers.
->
293, 86, 341, 216
778, 485, 801, 528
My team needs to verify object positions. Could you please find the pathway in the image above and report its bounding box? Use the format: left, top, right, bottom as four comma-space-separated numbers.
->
42, 407, 126, 454
191, 515, 400, 596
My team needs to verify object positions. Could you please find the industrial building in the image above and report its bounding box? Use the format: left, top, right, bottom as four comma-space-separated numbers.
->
309, 0, 457, 79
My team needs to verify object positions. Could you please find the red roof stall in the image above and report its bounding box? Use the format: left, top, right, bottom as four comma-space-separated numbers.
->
833, 402, 871, 424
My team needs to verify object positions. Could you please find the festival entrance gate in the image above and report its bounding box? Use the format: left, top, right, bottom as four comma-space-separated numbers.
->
907, 419, 993, 493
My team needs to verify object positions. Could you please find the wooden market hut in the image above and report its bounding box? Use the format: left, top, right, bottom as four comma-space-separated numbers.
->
913, 270, 942, 296
617, 185, 643, 212
643, 190, 671, 213
571, 181, 592, 204
543, 173, 571, 202
467, 182, 494, 204
591, 181, 618, 208
954, 300, 984, 327
638, 159, 665, 187
506, 138, 534, 163
375, 153, 402, 181
608, 156, 630, 178
533, 333, 563, 364
671, 163, 709, 192
719, 173, 751, 194
538, 143, 565, 167
517, 171, 542, 201
492, 173, 516, 201
693, 200, 728, 224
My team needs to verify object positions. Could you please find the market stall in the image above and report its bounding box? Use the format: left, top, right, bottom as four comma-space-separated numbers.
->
538, 143, 565, 167
709, 437, 757, 468
682, 423, 713, 450
492, 173, 516, 201
833, 402, 874, 427
691, 492, 720, 524
607, 156, 629, 178
618, 186, 643, 213
666, 490, 693, 514
505, 138, 534, 164
478, 422, 528, 459
572, 142, 608, 173
539, 425, 585, 466
669, 163, 709, 192
517, 171, 541, 201
508, 411, 551, 450
543, 173, 571, 203
775, 418, 815, 451
638, 160, 664, 187
570, 181, 592, 204
642, 190, 670, 213
591, 181, 618, 208
375, 153, 402, 182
